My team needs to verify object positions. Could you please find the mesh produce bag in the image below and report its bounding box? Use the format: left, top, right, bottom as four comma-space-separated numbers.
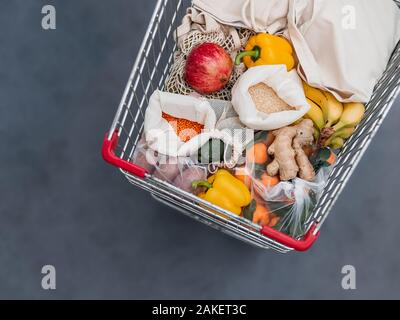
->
131, 139, 208, 195
252, 167, 331, 238
238, 132, 335, 238
164, 7, 254, 101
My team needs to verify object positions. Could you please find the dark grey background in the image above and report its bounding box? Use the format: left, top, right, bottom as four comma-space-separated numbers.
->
1, 0, 400, 299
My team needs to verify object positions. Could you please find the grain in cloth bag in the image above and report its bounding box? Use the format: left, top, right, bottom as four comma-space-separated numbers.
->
231, 65, 310, 130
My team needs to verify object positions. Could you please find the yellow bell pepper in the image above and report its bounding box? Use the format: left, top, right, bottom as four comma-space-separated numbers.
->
192, 169, 251, 215
235, 33, 295, 71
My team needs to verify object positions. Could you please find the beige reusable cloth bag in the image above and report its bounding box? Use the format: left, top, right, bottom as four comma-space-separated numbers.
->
187, 0, 400, 103
287, 0, 400, 102
190, 0, 289, 34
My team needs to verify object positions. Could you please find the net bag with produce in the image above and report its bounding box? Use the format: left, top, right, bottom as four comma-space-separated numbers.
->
249, 166, 332, 238
237, 128, 336, 238
131, 139, 208, 195
165, 7, 254, 101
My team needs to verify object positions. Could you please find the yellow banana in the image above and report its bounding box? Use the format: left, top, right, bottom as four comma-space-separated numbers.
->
324, 127, 355, 146
323, 92, 344, 127
334, 127, 355, 139
303, 82, 343, 127
332, 103, 365, 132
305, 98, 325, 130
329, 137, 345, 150
303, 82, 328, 109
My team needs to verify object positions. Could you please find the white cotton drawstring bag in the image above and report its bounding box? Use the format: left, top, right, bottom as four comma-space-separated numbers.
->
287, 0, 400, 103
144, 91, 254, 164
231, 65, 310, 130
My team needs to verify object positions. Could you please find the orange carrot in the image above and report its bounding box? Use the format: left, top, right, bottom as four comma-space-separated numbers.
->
326, 150, 337, 166
260, 173, 280, 188
268, 215, 280, 228
246, 143, 268, 164
253, 204, 271, 226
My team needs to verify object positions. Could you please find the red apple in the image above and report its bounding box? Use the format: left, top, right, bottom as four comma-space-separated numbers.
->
185, 43, 233, 95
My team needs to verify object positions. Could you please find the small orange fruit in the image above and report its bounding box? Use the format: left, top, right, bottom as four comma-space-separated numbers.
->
268, 215, 280, 228
260, 173, 280, 188
252, 204, 271, 226
246, 143, 268, 164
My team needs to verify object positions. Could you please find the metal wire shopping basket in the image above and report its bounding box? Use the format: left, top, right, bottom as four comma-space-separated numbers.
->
102, 0, 400, 253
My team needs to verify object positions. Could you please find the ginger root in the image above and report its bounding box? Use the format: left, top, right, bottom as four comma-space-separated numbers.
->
293, 119, 316, 181
266, 119, 315, 181
267, 126, 298, 181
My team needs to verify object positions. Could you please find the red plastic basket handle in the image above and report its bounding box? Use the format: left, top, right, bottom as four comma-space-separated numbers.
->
260, 223, 320, 251
102, 131, 147, 178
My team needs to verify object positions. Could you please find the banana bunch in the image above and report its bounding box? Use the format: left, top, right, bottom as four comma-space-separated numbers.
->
303, 83, 365, 149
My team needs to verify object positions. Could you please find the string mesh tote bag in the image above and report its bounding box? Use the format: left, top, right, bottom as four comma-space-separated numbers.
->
164, 7, 255, 101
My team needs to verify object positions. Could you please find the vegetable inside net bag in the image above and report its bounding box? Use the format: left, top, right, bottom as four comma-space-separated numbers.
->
238, 133, 335, 238
144, 90, 254, 166
131, 138, 208, 194
165, 7, 254, 101
252, 166, 332, 238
